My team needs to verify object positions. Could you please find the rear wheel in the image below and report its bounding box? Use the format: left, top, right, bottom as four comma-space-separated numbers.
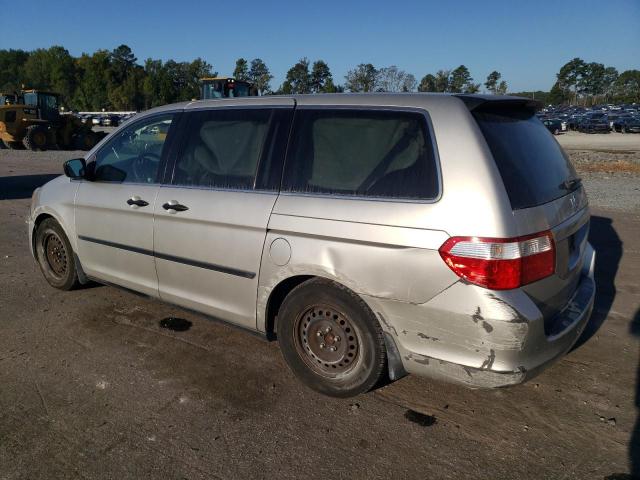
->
74, 131, 98, 151
34, 218, 80, 290
23, 125, 48, 151
277, 278, 386, 397
553, 128, 560, 135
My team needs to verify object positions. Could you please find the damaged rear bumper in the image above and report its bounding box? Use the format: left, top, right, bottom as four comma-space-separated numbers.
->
364, 243, 596, 388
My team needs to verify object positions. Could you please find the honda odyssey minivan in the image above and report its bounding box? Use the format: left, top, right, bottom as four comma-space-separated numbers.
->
29, 94, 595, 397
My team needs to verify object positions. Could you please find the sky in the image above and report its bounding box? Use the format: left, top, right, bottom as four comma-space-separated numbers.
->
1, 0, 638, 92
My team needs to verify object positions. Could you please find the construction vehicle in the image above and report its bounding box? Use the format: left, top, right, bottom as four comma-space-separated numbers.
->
200, 77, 258, 100
0, 92, 19, 106
0, 89, 106, 151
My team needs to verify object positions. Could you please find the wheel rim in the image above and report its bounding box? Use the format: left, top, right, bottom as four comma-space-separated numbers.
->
44, 233, 67, 278
295, 305, 360, 378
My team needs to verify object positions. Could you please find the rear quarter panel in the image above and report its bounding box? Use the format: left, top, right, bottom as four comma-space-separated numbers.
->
257, 95, 517, 331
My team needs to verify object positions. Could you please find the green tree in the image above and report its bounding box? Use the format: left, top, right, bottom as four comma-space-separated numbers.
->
496, 80, 508, 95
22, 46, 77, 106
434, 70, 451, 92
548, 81, 570, 105
109, 45, 136, 85
484, 71, 501, 94
345, 63, 377, 92
310, 60, 332, 93
284, 57, 311, 94
73, 50, 112, 110
556, 57, 586, 104
0, 49, 29, 91
614, 70, 640, 103
233, 58, 249, 81
417, 74, 437, 92
248, 58, 272, 95
449, 65, 478, 93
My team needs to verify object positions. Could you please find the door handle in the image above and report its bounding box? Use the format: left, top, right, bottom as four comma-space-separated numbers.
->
127, 197, 149, 207
162, 201, 189, 212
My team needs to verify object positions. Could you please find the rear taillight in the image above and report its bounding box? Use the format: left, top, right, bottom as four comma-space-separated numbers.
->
439, 231, 555, 290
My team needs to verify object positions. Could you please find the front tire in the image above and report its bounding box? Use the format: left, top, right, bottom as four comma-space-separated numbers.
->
34, 218, 80, 290
73, 131, 98, 151
277, 278, 387, 397
23, 125, 48, 151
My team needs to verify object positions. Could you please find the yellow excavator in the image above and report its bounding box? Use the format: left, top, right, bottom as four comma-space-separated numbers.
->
0, 89, 106, 151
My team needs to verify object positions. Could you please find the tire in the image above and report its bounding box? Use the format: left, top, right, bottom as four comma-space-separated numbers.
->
553, 128, 560, 135
23, 125, 48, 151
34, 218, 80, 290
277, 278, 386, 397
74, 131, 97, 151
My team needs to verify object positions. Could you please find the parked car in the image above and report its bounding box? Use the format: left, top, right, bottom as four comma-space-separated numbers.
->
579, 114, 610, 133
91, 116, 102, 126
543, 118, 563, 135
28, 94, 595, 398
100, 115, 120, 127
614, 115, 640, 133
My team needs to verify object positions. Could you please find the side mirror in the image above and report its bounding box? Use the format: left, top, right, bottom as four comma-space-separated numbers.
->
63, 158, 86, 179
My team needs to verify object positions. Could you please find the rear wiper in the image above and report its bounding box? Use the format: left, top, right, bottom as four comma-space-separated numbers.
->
560, 177, 582, 191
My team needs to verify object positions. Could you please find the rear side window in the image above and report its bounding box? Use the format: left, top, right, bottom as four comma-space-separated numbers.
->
172, 109, 272, 190
283, 109, 438, 200
473, 107, 578, 210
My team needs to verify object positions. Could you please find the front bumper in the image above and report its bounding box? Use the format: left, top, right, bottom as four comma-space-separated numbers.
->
365, 243, 596, 388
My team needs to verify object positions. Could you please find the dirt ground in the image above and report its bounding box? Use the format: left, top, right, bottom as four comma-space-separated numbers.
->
1, 139, 639, 479
558, 130, 640, 152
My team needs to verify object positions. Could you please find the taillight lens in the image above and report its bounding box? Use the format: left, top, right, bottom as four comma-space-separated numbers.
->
439, 231, 555, 290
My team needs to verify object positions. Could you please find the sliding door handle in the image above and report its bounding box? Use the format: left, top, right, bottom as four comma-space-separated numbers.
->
162, 201, 189, 212
127, 197, 149, 207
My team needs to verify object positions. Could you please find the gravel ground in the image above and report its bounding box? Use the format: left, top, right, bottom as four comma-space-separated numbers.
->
558, 130, 640, 151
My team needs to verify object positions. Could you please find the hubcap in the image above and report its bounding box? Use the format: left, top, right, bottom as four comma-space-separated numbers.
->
44, 233, 67, 277
296, 305, 359, 377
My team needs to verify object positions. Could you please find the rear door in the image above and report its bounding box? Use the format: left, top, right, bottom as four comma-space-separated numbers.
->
75, 112, 178, 296
153, 103, 293, 329
470, 101, 589, 324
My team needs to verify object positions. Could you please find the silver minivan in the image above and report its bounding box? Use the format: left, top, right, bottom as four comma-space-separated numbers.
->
29, 94, 595, 397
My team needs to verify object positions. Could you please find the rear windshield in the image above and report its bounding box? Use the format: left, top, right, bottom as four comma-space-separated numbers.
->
473, 107, 578, 210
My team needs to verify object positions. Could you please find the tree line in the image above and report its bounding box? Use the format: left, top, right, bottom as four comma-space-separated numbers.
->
548, 57, 639, 105
0, 46, 637, 111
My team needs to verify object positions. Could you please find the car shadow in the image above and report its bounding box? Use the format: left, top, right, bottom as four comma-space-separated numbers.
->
0, 174, 60, 200
572, 215, 622, 350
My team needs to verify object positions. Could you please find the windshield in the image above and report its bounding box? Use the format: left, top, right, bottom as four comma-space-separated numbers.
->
24, 92, 38, 106
473, 106, 578, 210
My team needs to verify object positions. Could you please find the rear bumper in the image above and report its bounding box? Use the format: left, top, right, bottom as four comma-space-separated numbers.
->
364, 243, 596, 388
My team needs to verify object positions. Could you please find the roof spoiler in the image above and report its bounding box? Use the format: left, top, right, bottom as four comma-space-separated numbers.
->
455, 94, 543, 112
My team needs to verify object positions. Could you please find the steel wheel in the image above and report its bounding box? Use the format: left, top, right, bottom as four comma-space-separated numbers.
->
44, 232, 68, 278
295, 305, 360, 378
278, 278, 387, 397
34, 218, 80, 290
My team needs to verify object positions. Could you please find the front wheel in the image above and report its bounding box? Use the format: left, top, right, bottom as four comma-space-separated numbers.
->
277, 278, 387, 397
23, 125, 48, 151
34, 218, 80, 290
